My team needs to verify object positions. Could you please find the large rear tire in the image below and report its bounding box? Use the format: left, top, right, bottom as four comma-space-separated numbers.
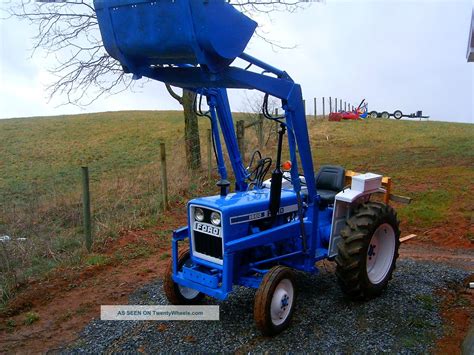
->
254, 266, 296, 336
335, 202, 400, 300
393, 110, 403, 120
163, 248, 205, 305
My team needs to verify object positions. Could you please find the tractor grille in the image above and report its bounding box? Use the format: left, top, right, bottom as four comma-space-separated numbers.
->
193, 231, 223, 260
190, 205, 223, 263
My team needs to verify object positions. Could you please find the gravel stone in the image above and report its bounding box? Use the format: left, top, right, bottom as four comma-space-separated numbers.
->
66, 260, 469, 353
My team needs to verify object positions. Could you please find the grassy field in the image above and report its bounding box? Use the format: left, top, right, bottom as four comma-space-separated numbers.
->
0, 111, 473, 305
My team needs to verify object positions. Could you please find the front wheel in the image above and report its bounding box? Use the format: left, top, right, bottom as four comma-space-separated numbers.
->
335, 202, 400, 300
381, 111, 390, 119
254, 266, 296, 336
369, 111, 378, 119
163, 248, 205, 305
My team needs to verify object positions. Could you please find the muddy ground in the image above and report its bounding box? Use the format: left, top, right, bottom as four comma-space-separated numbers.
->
0, 218, 472, 353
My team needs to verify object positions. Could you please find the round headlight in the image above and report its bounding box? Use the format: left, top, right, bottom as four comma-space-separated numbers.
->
194, 208, 204, 222
210, 212, 221, 226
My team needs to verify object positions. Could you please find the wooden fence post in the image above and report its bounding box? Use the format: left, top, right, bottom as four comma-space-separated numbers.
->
258, 114, 264, 150
322, 97, 326, 118
160, 142, 169, 211
207, 129, 212, 179
237, 120, 245, 158
81, 166, 92, 252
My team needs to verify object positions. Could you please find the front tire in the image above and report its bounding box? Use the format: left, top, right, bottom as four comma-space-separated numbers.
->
163, 248, 205, 305
393, 110, 403, 120
335, 202, 400, 300
254, 266, 296, 336
381, 111, 390, 119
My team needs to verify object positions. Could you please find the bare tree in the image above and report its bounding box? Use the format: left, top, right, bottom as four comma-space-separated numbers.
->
4, 0, 313, 170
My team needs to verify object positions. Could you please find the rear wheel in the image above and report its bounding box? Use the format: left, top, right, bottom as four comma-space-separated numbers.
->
335, 202, 400, 300
394, 110, 403, 120
163, 248, 205, 305
254, 266, 296, 336
381, 111, 390, 119
369, 111, 378, 119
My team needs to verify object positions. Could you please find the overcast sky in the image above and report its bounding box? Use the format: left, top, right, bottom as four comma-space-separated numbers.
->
0, 0, 473, 123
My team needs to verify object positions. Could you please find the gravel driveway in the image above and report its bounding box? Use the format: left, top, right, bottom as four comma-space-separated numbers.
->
66, 260, 470, 353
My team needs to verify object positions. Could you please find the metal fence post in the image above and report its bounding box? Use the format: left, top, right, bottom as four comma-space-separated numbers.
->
160, 142, 169, 211
322, 97, 326, 118
81, 167, 92, 252
335, 98, 338, 112
314, 97, 317, 118
329, 97, 332, 114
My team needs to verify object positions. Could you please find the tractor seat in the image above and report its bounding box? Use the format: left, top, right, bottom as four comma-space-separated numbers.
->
316, 165, 346, 205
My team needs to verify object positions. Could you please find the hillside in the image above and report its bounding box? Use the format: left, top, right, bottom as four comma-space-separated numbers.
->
1, 111, 473, 353
0, 111, 473, 304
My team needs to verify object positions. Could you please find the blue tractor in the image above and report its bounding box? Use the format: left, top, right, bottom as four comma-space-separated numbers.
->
94, 0, 401, 335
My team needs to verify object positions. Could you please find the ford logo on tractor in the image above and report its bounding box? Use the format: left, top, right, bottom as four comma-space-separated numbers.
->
194, 222, 221, 237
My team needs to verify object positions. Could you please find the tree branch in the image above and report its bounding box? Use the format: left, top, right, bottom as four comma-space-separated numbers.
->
4, 0, 312, 107
164, 84, 183, 105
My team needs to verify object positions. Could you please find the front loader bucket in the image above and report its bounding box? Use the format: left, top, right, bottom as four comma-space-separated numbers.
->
93, 0, 257, 73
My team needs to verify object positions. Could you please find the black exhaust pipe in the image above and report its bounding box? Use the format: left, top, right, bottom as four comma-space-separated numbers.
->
269, 124, 286, 218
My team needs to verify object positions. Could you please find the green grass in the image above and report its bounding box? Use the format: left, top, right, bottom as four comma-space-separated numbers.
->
309, 119, 474, 227
416, 294, 436, 311
23, 311, 40, 325
85, 254, 110, 267
0, 111, 473, 305
0, 111, 187, 201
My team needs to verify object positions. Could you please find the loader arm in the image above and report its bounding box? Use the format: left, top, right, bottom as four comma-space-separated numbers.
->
93, 0, 323, 259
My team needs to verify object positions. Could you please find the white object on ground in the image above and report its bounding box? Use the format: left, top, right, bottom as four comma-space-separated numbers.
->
400, 234, 417, 243
0, 235, 11, 243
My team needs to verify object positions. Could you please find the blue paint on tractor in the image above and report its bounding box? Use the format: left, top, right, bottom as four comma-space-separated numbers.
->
93, 0, 335, 301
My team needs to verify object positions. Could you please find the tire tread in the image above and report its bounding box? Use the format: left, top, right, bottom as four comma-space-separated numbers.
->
335, 202, 400, 300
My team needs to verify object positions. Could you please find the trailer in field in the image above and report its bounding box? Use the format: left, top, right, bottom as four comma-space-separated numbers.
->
368, 110, 430, 120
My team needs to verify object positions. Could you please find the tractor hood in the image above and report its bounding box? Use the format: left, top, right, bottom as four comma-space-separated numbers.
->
188, 189, 299, 243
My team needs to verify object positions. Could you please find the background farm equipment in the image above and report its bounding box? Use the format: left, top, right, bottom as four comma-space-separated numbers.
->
329, 99, 368, 121
94, 0, 403, 335
369, 109, 430, 120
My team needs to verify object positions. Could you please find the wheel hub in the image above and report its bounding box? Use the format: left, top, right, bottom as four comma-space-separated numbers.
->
178, 284, 200, 300
270, 279, 294, 326
366, 223, 396, 284
368, 244, 376, 259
